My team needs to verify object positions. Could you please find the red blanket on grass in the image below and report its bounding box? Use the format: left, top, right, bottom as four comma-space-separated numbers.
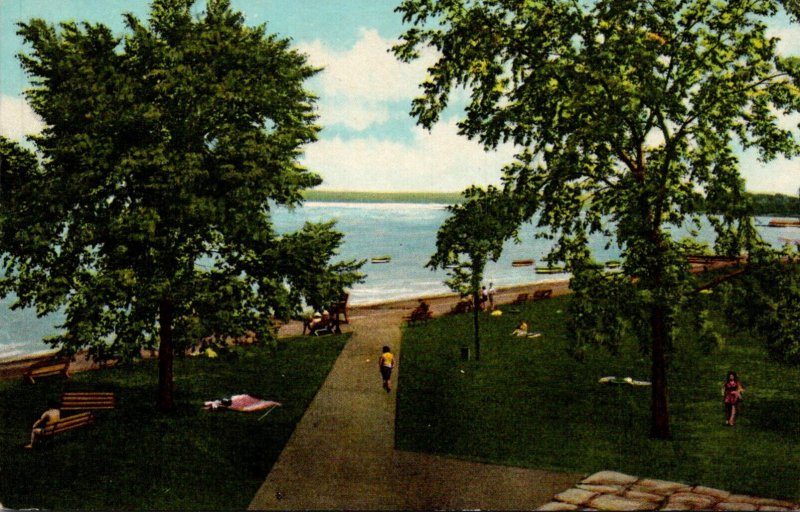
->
204, 394, 281, 412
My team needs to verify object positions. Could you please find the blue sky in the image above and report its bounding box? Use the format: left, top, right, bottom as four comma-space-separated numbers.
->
1, 0, 798, 194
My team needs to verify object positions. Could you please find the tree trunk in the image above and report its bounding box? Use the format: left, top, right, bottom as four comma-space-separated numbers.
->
650, 303, 671, 439
158, 298, 176, 412
472, 290, 481, 361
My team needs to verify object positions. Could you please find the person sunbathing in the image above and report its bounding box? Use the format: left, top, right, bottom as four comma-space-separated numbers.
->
511, 320, 529, 337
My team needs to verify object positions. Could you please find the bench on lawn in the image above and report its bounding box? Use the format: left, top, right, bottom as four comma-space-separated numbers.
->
511, 293, 529, 305
448, 299, 473, 315
532, 289, 553, 301
29, 411, 95, 448
329, 293, 350, 325
404, 308, 433, 325
23, 358, 71, 384
61, 392, 116, 411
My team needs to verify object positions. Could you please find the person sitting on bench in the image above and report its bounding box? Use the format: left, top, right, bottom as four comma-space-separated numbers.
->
27, 400, 61, 448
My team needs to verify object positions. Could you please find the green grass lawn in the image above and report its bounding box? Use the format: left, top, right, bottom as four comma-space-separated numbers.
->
0, 334, 348, 510
396, 296, 800, 501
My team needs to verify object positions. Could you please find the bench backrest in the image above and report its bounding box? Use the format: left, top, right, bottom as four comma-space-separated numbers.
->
61, 392, 116, 410
27, 360, 68, 375
41, 412, 95, 437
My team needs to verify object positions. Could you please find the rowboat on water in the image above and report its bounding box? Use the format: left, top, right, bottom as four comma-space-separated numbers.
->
371, 256, 392, 264
512, 259, 535, 267
535, 266, 565, 274
768, 218, 800, 227
604, 260, 621, 269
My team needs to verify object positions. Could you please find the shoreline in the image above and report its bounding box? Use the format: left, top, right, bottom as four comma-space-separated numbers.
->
0, 279, 571, 381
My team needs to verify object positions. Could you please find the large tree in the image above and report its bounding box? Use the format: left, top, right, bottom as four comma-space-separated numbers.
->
0, 0, 362, 412
395, 0, 800, 438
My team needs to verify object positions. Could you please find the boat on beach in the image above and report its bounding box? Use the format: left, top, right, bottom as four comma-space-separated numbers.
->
767, 218, 800, 227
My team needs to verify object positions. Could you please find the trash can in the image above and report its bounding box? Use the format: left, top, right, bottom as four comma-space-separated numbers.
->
460, 346, 470, 361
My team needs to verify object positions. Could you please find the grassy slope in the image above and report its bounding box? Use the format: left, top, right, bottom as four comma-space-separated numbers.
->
396, 296, 800, 501
0, 335, 348, 510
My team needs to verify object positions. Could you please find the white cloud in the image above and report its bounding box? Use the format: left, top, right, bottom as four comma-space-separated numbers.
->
0, 95, 44, 140
740, 149, 800, 194
300, 28, 434, 102
299, 28, 436, 131
305, 117, 517, 192
767, 25, 800, 56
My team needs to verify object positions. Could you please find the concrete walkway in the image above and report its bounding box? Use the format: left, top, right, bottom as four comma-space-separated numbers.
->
248, 298, 581, 510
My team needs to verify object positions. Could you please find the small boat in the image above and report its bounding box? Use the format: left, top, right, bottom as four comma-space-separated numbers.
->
512, 259, 535, 267
535, 266, 565, 274
371, 256, 392, 264
768, 218, 800, 227
604, 260, 621, 269
779, 236, 800, 245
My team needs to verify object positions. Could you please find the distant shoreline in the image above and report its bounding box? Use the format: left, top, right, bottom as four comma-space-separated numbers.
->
303, 190, 464, 204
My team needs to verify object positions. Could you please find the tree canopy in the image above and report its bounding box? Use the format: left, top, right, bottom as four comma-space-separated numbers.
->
0, 0, 362, 411
395, 0, 800, 438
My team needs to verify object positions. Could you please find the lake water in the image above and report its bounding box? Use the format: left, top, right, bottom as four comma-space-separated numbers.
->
1, 202, 797, 359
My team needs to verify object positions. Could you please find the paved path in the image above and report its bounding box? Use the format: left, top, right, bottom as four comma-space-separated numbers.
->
248, 294, 581, 510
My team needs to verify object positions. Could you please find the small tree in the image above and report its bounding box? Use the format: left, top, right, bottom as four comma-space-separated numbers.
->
428, 186, 518, 361
395, 0, 800, 438
1, 0, 363, 412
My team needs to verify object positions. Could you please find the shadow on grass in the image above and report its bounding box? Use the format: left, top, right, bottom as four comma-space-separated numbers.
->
743, 399, 800, 435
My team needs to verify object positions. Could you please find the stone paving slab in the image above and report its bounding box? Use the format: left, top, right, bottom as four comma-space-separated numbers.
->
538, 471, 800, 511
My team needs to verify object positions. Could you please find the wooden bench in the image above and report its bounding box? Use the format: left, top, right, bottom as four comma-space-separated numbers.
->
61, 392, 116, 411
404, 308, 433, 325
448, 299, 473, 315
511, 293, 529, 305
23, 358, 71, 384
532, 289, 553, 301
30, 411, 95, 448
329, 293, 350, 325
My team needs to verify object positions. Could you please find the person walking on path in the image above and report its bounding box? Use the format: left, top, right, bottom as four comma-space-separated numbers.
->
723, 370, 745, 426
379, 345, 395, 392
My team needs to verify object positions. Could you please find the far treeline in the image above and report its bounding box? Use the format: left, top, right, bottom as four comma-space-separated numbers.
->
305, 190, 799, 217
745, 192, 800, 216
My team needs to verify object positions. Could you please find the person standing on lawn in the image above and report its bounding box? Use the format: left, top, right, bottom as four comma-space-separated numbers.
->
379, 346, 395, 392
723, 370, 745, 426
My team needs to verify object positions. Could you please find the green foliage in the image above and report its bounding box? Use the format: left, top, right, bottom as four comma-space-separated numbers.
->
0, 0, 362, 403
721, 250, 800, 365
428, 185, 518, 295
394, 0, 800, 437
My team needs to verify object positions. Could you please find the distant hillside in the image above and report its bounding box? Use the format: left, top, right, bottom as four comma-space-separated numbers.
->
303, 190, 798, 216
747, 192, 800, 217
303, 190, 464, 204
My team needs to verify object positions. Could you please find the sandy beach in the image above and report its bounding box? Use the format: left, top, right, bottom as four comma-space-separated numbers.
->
0, 279, 571, 381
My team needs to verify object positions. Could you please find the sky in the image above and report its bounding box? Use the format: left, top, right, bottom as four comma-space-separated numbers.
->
0, 0, 798, 194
